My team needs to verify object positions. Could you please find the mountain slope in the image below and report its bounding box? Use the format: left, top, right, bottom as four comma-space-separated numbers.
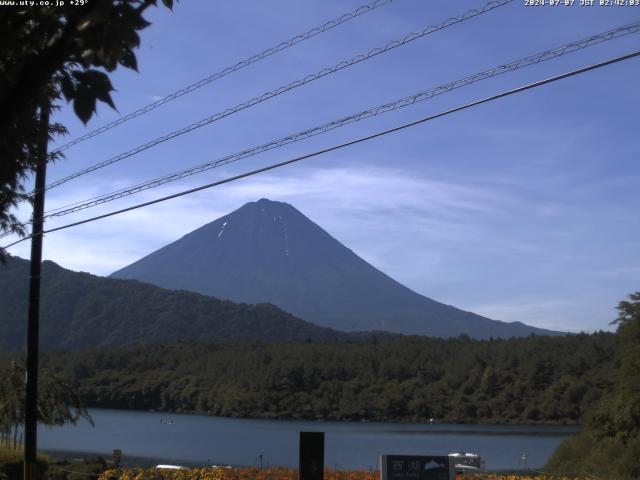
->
112, 198, 562, 339
0, 256, 347, 352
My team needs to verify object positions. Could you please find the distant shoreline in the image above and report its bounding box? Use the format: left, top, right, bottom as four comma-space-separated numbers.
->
80, 406, 583, 428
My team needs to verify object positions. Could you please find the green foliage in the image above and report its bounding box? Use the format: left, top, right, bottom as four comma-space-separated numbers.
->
0, 257, 346, 351
546, 432, 640, 480
0, 0, 174, 256
0, 445, 50, 480
0, 361, 93, 451
0, 444, 25, 463
29, 332, 617, 425
45, 458, 108, 480
0, 445, 106, 480
546, 291, 640, 480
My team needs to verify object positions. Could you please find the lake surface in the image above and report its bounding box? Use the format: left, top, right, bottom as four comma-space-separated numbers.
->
38, 409, 578, 471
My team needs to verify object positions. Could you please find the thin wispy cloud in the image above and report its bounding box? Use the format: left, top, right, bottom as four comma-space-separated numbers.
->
8, 164, 512, 272
4, 1, 638, 335
5, 158, 636, 334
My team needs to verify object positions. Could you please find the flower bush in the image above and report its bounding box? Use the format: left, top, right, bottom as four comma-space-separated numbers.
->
98, 467, 596, 480
98, 467, 377, 480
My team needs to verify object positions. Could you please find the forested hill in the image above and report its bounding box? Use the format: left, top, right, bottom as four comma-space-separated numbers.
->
0, 256, 348, 351
37, 332, 616, 425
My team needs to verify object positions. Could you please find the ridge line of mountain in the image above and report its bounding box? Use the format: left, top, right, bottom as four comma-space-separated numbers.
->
111, 198, 564, 339
0, 256, 366, 351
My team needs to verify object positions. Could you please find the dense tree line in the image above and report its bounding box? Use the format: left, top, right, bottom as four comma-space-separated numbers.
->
24, 332, 617, 425
546, 292, 640, 479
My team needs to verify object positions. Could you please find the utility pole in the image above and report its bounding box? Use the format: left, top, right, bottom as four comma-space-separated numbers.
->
24, 104, 49, 480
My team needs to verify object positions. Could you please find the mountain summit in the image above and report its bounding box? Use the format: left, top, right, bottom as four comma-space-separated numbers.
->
111, 199, 560, 338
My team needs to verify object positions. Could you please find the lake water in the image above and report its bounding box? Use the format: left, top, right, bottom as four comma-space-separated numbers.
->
38, 409, 578, 471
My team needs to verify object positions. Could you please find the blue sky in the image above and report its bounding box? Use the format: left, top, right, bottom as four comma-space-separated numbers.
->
6, 0, 640, 332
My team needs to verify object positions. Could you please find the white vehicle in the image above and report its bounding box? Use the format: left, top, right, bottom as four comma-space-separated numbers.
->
155, 464, 188, 470
448, 453, 482, 477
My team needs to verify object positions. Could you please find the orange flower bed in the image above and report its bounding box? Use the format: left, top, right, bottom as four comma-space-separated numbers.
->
98, 467, 593, 480
98, 467, 378, 480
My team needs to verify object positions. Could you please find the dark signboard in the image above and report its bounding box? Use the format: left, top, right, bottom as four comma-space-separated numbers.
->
380, 455, 451, 480
299, 431, 324, 480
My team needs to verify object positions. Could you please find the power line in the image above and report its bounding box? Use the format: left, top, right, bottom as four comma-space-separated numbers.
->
38, 0, 513, 194
50, 0, 396, 154
0, 229, 18, 240
41, 21, 640, 219
5, 49, 638, 251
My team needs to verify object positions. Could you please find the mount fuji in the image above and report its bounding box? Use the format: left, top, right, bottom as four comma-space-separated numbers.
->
111, 198, 562, 339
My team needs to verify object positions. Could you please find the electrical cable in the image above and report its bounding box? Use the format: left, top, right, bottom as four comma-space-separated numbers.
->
50, 0, 396, 154
4, 49, 638, 251
37, 0, 513, 194
41, 21, 640, 219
